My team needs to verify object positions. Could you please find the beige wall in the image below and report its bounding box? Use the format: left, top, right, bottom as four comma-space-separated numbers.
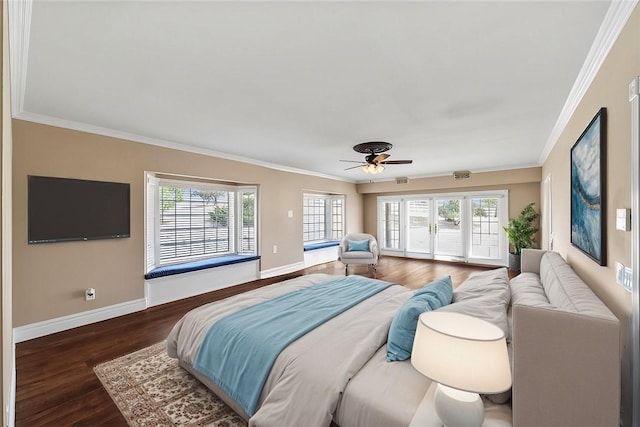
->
358, 168, 541, 242
541, 5, 639, 425
12, 120, 362, 326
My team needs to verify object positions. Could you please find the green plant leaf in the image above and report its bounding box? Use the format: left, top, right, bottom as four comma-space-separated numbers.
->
503, 202, 539, 255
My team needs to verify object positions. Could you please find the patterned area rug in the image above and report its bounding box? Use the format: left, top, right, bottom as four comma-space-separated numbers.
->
94, 342, 247, 427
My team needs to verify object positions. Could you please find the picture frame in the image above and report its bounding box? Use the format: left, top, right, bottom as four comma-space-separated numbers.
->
570, 107, 607, 265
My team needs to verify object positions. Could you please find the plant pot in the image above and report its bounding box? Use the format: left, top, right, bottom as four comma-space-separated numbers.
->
508, 253, 521, 273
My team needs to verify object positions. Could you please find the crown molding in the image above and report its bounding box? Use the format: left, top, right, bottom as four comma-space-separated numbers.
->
538, 0, 639, 164
7, 0, 32, 116
354, 162, 541, 184
7, 0, 353, 184
15, 112, 355, 183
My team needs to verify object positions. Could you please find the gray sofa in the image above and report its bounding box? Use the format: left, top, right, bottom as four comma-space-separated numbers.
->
510, 249, 620, 427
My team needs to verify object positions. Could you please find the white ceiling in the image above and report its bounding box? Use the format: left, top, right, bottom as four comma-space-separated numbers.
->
12, 1, 621, 182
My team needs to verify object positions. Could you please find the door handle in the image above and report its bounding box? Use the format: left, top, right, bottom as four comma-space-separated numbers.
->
428, 224, 432, 233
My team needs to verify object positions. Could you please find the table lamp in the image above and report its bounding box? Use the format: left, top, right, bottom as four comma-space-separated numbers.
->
411, 311, 511, 427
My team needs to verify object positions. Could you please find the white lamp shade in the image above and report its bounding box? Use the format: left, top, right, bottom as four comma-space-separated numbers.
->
411, 311, 511, 394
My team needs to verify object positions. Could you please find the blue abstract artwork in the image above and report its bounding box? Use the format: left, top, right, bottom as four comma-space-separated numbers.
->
571, 108, 606, 265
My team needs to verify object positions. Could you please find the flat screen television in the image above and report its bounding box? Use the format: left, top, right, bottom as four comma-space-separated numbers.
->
28, 176, 131, 244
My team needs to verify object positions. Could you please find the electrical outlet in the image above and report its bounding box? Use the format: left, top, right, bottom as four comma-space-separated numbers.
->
616, 262, 633, 292
85, 288, 96, 301
273, 245, 278, 254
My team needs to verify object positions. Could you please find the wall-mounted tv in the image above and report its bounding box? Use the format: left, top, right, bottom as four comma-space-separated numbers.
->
28, 176, 131, 244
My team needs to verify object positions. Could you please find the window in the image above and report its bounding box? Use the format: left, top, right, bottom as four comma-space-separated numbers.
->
303, 193, 345, 242
146, 174, 257, 271
330, 198, 344, 240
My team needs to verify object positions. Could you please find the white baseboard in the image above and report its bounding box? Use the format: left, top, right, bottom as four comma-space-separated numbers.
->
13, 259, 305, 343
13, 298, 147, 343
260, 262, 305, 279
304, 247, 339, 268
145, 260, 260, 307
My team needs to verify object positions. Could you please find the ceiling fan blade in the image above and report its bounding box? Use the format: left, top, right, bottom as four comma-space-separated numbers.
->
379, 160, 413, 165
340, 160, 367, 163
372, 153, 390, 163
344, 165, 365, 171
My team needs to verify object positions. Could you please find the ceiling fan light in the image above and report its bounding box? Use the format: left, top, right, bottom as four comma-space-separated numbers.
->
363, 164, 385, 174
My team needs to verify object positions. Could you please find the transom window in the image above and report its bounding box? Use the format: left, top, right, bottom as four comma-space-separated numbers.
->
303, 193, 345, 243
146, 173, 257, 271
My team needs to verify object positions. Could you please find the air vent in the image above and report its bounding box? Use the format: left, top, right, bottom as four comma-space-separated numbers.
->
396, 176, 409, 184
453, 170, 471, 180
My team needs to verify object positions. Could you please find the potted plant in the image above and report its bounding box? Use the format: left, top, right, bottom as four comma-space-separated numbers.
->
503, 202, 539, 272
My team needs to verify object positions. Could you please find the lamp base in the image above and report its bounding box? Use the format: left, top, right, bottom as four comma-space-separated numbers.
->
433, 383, 484, 427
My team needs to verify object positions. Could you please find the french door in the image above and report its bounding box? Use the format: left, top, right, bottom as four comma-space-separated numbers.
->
406, 199, 432, 254
378, 191, 508, 266
434, 198, 464, 258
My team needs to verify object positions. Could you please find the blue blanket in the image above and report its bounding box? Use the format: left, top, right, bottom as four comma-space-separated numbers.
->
193, 275, 391, 416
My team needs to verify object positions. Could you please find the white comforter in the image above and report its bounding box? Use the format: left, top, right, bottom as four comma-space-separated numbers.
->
167, 273, 412, 427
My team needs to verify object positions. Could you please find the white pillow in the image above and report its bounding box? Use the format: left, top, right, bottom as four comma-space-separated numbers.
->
453, 267, 510, 305
439, 267, 511, 336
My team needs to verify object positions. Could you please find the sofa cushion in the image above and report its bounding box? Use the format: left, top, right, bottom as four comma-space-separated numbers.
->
539, 252, 616, 319
507, 273, 552, 342
510, 272, 551, 307
340, 251, 374, 260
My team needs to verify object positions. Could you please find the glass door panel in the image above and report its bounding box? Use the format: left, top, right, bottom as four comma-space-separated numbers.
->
470, 197, 500, 259
407, 199, 432, 255
380, 201, 401, 250
435, 198, 464, 257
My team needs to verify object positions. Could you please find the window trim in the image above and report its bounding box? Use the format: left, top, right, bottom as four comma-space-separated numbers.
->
145, 172, 258, 273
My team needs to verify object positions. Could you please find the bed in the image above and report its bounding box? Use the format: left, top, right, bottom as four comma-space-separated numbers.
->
167, 251, 620, 427
168, 273, 426, 426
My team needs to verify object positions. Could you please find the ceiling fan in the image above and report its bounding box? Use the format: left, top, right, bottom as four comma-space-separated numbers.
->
341, 142, 413, 174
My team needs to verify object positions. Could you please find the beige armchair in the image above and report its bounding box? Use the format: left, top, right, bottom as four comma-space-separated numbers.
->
338, 233, 379, 276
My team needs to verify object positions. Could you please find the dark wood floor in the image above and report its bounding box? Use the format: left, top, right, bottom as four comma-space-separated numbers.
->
15, 257, 496, 426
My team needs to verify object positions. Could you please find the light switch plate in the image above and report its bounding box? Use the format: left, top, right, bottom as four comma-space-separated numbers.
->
616, 262, 633, 292
616, 208, 631, 231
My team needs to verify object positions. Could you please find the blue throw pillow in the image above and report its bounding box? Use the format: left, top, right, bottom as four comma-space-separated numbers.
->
347, 239, 369, 252
387, 276, 453, 362
413, 275, 454, 306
